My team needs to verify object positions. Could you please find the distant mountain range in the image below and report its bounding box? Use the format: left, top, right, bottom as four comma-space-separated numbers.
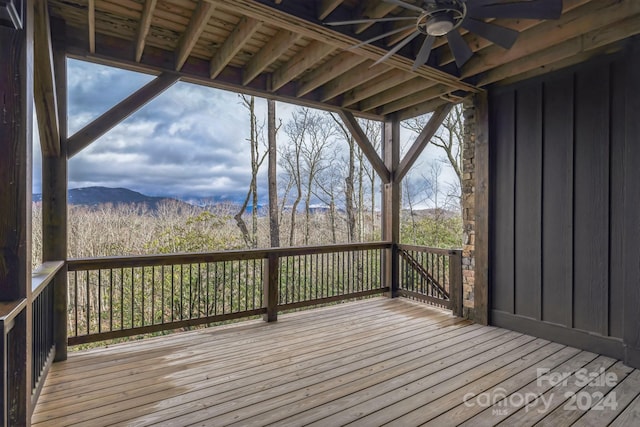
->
32, 186, 264, 213
33, 187, 191, 211
32, 186, 458, 218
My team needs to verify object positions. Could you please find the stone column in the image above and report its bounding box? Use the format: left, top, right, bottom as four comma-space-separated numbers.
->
461, 97, 476, 317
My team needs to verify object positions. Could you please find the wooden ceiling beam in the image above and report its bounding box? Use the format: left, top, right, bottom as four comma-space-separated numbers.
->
359, 78, 436, 112
496, 43, 623, 87
398, 97, 458, 121
318, 0, 344, 20
397, 103, 453, 182
88, 0, 95, 53
210, 16, 261, 79
380, 84, 452, 115
208, 0, 478, 93
61, 28, 384, 121
338, 110, 390, 184
67, 73, 180, 158
354, 1, 398, 34
479, 13, 640, 87
385, 7, 446, 47
436, 0, 593, 66
272, 40, 335, 92
135, 0, 157, 62
175, 1, 216, 71
322, 61, 390, 102
297, 51, 367, 97
34, 0, 60, 157
461, 0, 640, 79
243, 29, 301, 85
386, 25, 416, 47
342, 68, 414, 107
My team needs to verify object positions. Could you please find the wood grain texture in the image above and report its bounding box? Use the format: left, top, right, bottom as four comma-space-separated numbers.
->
573, 62, 610, 336
490, 89, 515, 314
514, 83, 542, 320
609, 58, 626, 340
542, 73, 574, 328
382, 117, 400, 295
623, 45, 640, 359
32, 298, 640, 426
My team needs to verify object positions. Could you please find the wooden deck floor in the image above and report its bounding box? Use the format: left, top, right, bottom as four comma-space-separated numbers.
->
33, 298, 640, 426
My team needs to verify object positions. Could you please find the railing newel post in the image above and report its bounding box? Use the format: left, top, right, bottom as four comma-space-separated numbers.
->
53, 265, 68, 362
263, 252, 279, 322
449, 249, 463, 317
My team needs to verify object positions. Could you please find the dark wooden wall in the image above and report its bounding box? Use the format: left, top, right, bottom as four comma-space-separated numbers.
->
489, 44, 640, 368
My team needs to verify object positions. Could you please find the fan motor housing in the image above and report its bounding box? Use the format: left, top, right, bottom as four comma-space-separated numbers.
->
417, 0, 466, 36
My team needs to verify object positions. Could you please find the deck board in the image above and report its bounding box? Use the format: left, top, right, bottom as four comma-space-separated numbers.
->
33, 298, 640, 426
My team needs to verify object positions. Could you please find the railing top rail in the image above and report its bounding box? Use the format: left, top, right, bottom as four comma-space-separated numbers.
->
32, 260, 65, 298
397, 244, 461, 256
67, 241, 393, 271
0, 299, 27, 331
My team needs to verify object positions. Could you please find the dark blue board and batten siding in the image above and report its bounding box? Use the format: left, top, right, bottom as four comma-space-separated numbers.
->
488, 44, 640, 369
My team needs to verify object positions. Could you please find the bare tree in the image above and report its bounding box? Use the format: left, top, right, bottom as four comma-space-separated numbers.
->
280, 108, 309, 246
235, 95, 267, 248
330, 113, 357, 242
267, 99, 280, 247
301, 112, 336, 245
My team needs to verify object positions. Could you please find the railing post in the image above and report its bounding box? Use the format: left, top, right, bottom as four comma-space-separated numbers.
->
52, 267, 68, 361
1, 319, 7, 426
390, 244, 399, 297
263, 253, 279, 322
449, 250, 463, 317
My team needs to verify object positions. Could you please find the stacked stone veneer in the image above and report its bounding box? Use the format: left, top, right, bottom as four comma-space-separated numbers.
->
461, 97, 476, 317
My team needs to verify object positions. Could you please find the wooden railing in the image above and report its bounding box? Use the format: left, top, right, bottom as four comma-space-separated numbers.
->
0, 299, 27, 425
397, 244, 463, 316
0, 243, 460, 422
66, 243, 391, 345
31, 262, 63, 406
0, 260, 63, 425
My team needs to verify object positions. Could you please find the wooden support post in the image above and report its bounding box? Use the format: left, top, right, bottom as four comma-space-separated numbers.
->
474, 92, 490, 325
0, 0, 34, 423
382, 116, 400, 297
263, 253, 279, 322
448, 250, 463, 317
44, 19, 68, 362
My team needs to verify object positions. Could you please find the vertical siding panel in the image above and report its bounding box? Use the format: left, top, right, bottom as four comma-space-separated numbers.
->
490, 90, 516, 313
542, 74, 574, 327
574, 64, 610, 335
623, 49, 640, 365
514, 84, 543, 319
609, 60, 626, 339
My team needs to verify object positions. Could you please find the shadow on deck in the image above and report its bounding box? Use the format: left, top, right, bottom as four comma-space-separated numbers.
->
33, 298, 640, 426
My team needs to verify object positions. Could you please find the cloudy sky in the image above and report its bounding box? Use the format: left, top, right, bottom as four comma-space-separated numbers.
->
32, 59, 453, 206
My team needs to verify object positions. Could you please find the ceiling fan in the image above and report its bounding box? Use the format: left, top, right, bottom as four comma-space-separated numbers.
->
326, 0, 563, 70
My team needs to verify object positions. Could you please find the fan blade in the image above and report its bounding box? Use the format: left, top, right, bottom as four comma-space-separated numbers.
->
446, 30, 473, 68
412, 35, 435, 70
467, 0, 562, 20
372, 31, 421, 66
350, 23, 416, 49
325, 16, 419, 26
381, 0, 426, 14
461, 18, 518, 49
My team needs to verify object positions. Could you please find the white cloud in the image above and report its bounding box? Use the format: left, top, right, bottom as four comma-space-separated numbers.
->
41, 58, 458, 208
